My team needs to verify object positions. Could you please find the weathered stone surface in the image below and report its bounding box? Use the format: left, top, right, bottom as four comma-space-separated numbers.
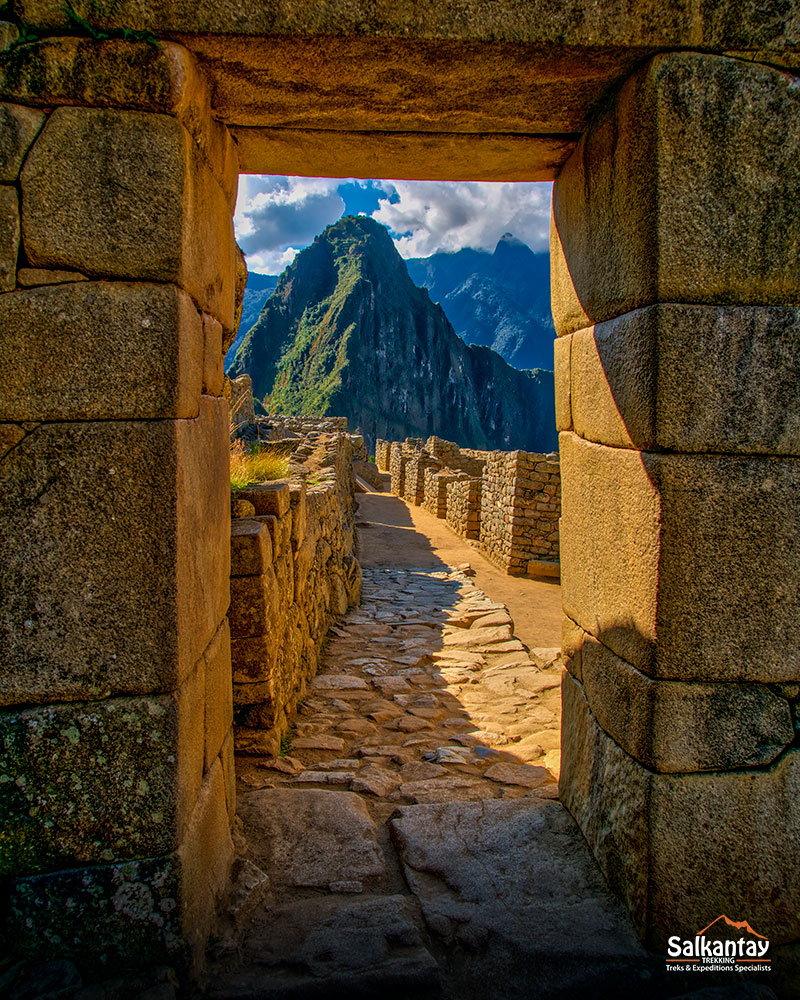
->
570, 305, 800, 455
7, 762, 233, 977
205, 894, 438, 998
231, 633, 278, 684
552, 53, 800, 336
233, 481, 290, 517
391, 797, 652, 997
16, 266, 88, 285
553, 333, 572, 432
560, 430, 800, 682
0, 397, 229, 703
177, 758, 234, 974
202, 312, 224, 396
0, 184, 18, 291
560, 673, 800, 947
0, 422, 24, 459
21, 107, 236, 327
581, 634, 794, 772
229, 571, 279, 639
292, 734, 346, 752
204, 619, 233, 771
310, 674, 369, 690
231, 518, 273, 577
0, 282, 203, 420
442, 624, 513, 648
0, 103, 44, 180
237, 789, 384, 888
6, 854, 185, 972
0, 664, 204, 875
484, 762, 553, 788
570, 317, 654, 450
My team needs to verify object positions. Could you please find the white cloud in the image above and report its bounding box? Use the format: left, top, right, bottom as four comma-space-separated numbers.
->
233, 175, 553, 273
371, 181, 552, 258
234, 176, 345, 272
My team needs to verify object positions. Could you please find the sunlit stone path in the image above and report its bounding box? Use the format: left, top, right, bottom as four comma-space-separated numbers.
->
203, 510, 667, 1000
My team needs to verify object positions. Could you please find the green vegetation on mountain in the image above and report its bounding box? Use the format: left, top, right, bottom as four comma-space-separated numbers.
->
230, 216, 556, 452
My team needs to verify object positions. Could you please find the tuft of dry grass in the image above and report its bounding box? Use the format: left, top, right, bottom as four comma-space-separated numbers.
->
230, 439, 290, 489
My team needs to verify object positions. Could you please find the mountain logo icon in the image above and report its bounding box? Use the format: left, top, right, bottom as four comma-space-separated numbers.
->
696, 915, 768, 940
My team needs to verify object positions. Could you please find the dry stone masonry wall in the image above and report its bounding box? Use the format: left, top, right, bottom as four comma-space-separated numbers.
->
230, 425, 362, 756
480, 450, 561, 576
378, 436, 561, 577
0, 38, 240, 978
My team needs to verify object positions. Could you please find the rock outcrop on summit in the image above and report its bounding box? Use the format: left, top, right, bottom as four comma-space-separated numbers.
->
230, 216, 556, 452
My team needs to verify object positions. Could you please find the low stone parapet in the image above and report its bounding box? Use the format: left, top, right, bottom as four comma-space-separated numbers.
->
228, 427, 361, 755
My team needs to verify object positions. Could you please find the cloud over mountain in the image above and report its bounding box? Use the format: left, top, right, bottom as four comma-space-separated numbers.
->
234, 176, 552, 273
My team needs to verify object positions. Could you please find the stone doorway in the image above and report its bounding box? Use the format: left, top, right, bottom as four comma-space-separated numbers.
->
1, 7, 798, 994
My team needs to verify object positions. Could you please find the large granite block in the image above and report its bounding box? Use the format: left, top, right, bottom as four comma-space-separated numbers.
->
0, 397, 229, 704
560, 431, 800, 682
580, 633, 794, 772
552, 53, 800, 336
560, 673, 800, 948
0, 281, 203, 420
0, 660, 204, 876
21, 106, 236, 327
5, 758, 233, 975
570, 304, 800, 455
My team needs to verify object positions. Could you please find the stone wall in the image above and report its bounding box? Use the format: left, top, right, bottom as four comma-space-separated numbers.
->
425, 435, 488, 477
383, 436, 560, 577
0, 43, 239, 978
375, 438, 392, 472
261, 414, 350, 439
552, 51, 800, 950
480, 450, 561, 576
403, 449, 440, 506
422, 466, 461, 518
228, 427, 361, 755
446, 476, 483, 540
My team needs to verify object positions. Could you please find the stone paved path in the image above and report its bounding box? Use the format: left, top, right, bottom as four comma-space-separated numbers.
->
202, 551, 677, 1000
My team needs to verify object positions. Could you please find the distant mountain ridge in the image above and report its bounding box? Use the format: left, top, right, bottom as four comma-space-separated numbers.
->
405, 233, 555, 370
229, 216, 556, 453
225, 272, 279, 372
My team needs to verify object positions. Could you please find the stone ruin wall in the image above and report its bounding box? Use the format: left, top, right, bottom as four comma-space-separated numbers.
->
0, 70, 240, 974
229, 421, 362, 755
480, 450, 561, 576
377, 436, 561, 576
446, 476, 483, 540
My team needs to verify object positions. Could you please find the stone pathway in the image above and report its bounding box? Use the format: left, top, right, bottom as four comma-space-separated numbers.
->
202, 563, 676, 1000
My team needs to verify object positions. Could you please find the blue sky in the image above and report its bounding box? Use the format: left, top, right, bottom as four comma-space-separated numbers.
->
234, 177, 553, 274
